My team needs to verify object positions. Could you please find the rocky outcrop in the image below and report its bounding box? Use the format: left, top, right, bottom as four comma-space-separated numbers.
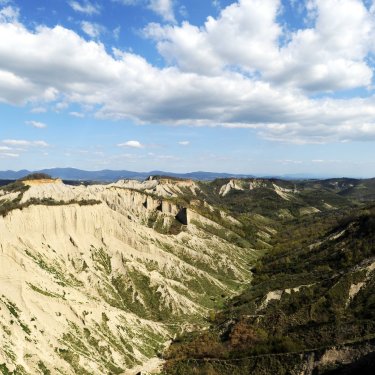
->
143, 195, 161, 211
219, 179, 245, 196
218, 179, 298, 200
161, 200, 179, 216
298, 340, 375, 375
115, 178, 200, 198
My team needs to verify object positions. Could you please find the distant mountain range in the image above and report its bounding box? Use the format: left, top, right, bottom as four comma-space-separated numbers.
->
0, 168, 255, 182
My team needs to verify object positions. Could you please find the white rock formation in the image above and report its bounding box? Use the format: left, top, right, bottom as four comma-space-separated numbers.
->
219, 180, 245, 196
0, 179, 253, 374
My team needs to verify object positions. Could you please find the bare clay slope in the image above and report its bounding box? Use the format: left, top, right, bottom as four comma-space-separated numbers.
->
0, 178, 258, 375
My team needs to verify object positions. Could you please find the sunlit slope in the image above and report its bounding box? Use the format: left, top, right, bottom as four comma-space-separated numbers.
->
0, 178, 257, 374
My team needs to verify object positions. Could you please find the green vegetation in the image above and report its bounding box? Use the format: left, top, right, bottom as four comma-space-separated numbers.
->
0, 296, 31, 336
0, 181, 29, 216
25, 250, 83, 287
0, 195, 101, 217
37, 361, 51, 375
58, 348, 92, 375
163, 202, 375, 375
92, 247, 112, 275
58, 321, 127, 375
0, 180, 29, 194
0, 364, 28, 375
27, 283, 64, 299
20, 173, 53, 181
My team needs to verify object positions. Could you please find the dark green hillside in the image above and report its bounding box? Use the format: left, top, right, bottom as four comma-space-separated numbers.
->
162, 204, 375, 375
0, 179, 15, 187
338, 178, 375, 202
19, 173, 53, 181
197, 178, 358, 221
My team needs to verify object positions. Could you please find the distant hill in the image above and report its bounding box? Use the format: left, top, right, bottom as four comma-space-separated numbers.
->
0, 168, 253, 181
0, 168, 361, 182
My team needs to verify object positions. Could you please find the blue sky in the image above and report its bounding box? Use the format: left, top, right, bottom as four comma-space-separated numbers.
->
1, 0, 375, 176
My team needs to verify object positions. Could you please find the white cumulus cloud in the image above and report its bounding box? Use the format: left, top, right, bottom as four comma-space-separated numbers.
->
26, 120, 47, 128
0, 152, 19, 158
81, 21, 105, 38
68, 0, 100, 15
0, 5, 19, 22
145, 0, 374, 92
144, 0, 282, 75
148, 0, 175, 23
0, 1, 374, 144
2, 139, 49, 147
117, 140, 144, 148
112, 0, 175, 22
69, 111, 85, 117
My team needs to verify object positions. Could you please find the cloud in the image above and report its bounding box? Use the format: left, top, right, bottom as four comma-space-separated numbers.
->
2, 139, 49, 147
69, 111, 85, 117
277, 159, 303, 164
0, 152, 19, 158
81, 21, 105, 38
26, 120, 47, 128
0, 1, 375, 144
0, 21, 114, 105
212, 0, 221, 10
288, 0, 305, 14
178, 140, 190, 145
178, 5, 188, 18
117, 140, 144, 148
145, 0, 373, 91
270, 0, 374, 91
144, 0, 282, 75
155, 154, 180, 160
30, 107, 47, 113
0, 5, 19, 22
0, 142, 19, 159
2, 139, 32, 146
68, 1, 100, 15
148, 0, 175, 23
113, 26, 121, 40
112, 0, 140, 4
112, 0, 175, 22
33, 140, 49, 147
0, 139, 38, 158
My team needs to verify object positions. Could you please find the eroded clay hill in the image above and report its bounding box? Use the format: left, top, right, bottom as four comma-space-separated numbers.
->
0, 177, 259, 374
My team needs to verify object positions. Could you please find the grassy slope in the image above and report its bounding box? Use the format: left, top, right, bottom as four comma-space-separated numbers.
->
162, 201, 375, 375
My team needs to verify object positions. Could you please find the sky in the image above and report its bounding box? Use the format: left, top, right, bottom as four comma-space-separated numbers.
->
1, 0, 375, 176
